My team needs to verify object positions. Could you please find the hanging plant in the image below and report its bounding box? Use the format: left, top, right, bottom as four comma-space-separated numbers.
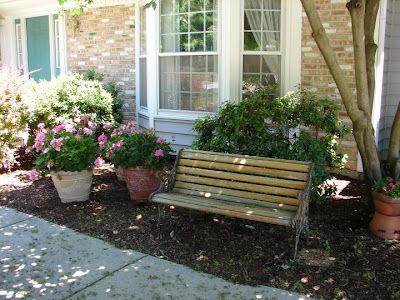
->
58, 0, 94, 33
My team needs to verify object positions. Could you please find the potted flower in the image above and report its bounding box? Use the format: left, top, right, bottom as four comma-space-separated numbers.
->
369, 177, 400, 240
30, 117, 103, 203
106, 123, 172, 203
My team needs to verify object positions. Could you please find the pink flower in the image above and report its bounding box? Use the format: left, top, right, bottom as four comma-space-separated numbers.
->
50, 138, 63, 151
28, 169, 39, 181
80, 115, 89, 122
64, 123, 76, 133
75, 134, 81, 140
52, 124, 65, 133
88, 121, 97, 129
388, 178, 394, 183
82, 128, 93, 135
34, 132, 47, 152
43, 148, 49, 154
37, 123, 45, 130
98, 134, 108, 148
389, 183, 396, 189
103, 123, 111, 130
156, 137, 166, 144
383, 187, 388, 192
155, 149, 164, 157
94, 157, 105, 167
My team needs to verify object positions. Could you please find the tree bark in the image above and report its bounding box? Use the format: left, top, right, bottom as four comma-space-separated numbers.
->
388, 103, 400, 179
301, 0, 383, 183
365, 0, 380, 114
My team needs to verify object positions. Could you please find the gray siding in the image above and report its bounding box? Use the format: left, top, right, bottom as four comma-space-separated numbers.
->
154, 118, 196, 152
379, 0, 400, 159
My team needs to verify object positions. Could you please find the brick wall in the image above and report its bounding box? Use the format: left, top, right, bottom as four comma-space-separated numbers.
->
301, 0, 359, 172
66, 4, 136, 122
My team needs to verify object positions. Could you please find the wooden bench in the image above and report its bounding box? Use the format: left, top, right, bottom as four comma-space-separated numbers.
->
150, 149, 313, 258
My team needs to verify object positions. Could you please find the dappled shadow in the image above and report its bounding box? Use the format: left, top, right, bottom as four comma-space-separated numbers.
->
0, 216, 143, 299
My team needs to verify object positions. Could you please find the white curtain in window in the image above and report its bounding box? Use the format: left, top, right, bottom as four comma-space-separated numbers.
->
244, 4, 280, 77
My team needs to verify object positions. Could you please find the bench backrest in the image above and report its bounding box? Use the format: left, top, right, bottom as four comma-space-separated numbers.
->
173, 149, 313, 210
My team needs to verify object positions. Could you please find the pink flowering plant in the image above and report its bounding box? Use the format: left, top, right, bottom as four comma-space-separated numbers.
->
32, 117, 103, 174
105, 123, 172, 170
374, 177, 400, 199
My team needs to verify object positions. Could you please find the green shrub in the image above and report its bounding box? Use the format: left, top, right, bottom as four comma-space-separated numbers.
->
28, 74, 114, 136
192, 88, 349, 203
81, 69, 124, 124
0, 67, 30, 169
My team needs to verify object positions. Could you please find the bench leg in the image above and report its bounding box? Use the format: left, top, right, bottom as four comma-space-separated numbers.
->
294, 231, 300, 260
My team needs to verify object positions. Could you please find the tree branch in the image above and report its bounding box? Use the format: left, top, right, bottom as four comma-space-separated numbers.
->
301, 0, 364, 124
365, 0, 380, 114
388, 103, 400, 179
347, 0, 371, 117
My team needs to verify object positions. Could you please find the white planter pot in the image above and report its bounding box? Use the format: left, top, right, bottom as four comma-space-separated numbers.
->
115, 166, 125, 182
51, 169, 93, 203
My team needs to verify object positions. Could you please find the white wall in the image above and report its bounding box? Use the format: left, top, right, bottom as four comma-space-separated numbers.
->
379, 0, 400, 160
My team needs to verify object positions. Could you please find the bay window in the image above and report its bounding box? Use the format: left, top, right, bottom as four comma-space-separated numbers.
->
136, 0, 301, 131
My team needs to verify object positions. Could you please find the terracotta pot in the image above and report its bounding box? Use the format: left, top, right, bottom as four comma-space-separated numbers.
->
369, 190, 400, 240
115, 166, 125, 182
51, 169, 93, 203
123, 168, 161, 203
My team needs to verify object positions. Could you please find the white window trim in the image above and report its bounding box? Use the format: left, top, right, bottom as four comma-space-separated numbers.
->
136, 0, 302, 126
54, 19, 61, 69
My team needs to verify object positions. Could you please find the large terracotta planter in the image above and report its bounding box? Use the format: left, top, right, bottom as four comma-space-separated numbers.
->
369, 190, 400, 240
51, 169, 93, 203
123, 168, 161, 203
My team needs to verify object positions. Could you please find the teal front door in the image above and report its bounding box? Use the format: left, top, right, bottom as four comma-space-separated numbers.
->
26, 16, 51, 81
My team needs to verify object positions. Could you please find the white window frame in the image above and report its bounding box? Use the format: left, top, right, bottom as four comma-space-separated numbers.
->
136, 0, 301, 125
54, 19, 61, 69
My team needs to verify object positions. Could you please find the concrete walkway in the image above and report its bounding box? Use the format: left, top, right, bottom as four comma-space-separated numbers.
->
0, 206, 311, 300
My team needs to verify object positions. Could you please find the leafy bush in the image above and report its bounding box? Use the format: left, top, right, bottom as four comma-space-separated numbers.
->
0, 67, 30, 169
82, 69, 124, 124
28, 74, 114, 137
192, 87, 349, 203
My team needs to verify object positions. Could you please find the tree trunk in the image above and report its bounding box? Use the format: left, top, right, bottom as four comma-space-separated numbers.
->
388, 103, 400, 179
364, 0, 380, 114
301, 0, 383, 183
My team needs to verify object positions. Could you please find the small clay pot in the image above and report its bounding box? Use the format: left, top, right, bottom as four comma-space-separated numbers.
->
369, 190, 400, 240
123, 168, 160, 203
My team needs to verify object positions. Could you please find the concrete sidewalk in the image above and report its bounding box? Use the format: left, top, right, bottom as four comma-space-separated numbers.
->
0, 206, 311, 300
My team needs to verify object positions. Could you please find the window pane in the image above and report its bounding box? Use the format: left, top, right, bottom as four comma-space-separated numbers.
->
264, 0, 280, 10
244, 0, 262, 9
140, 58, 147, 107
161, 0, 174, 15
243, 54, 280, 94
160, 55, 218, 112
190, 0, 204, 12
140, 8, 147, 54
160, 0, 217, 53
263, 31, 280, 51
190, 13, 204, 32
244, 11, 261, 31
244, 0, 281, 52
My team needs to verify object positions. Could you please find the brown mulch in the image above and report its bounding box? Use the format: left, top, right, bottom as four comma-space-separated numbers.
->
0, 165, 399, 300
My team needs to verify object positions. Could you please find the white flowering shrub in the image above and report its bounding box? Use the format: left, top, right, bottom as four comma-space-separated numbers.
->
0, 67, 30, 170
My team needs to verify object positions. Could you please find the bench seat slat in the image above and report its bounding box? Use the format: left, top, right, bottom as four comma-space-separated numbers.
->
177, 166, 306, 190
152, 192, 294, 226
175, 182, 299, 206
179, 159, 309, 181
176, 174, 299, 197
173, 188, 298, 211
181, 150, 311, 173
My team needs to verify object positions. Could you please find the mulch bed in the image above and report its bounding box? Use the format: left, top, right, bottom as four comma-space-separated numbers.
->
0, 165, 399, 300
